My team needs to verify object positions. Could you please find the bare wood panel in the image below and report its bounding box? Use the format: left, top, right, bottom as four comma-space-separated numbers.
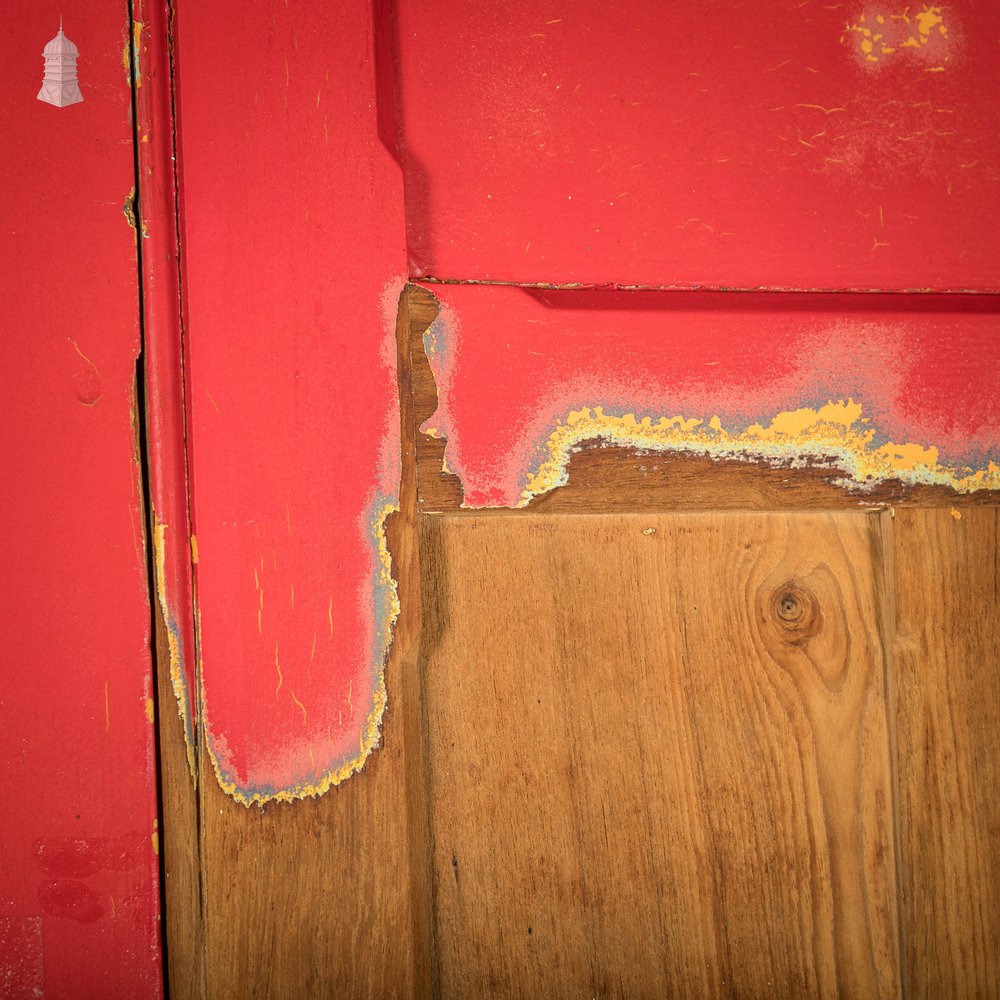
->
419, 511, 900, 999
891, 507, 1000, 998
195, 294, 433, 1000
199, 705, 420, 999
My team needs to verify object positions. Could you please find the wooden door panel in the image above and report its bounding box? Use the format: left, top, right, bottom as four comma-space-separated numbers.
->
419, 510, 900, 999
891, 507, 1000, 997
135, 2, 1000, 995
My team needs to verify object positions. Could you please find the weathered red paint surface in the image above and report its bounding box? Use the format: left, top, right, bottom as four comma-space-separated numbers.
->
0, 4, 162, 997
133, 0, 199, 765
165, 0, 999, 806
419, 283, 1000, 508
395, 1, 1000, 290
173, 0, 405, 801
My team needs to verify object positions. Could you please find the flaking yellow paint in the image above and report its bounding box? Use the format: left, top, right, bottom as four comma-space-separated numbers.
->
153, 517, 196, 776
520, 401, 1000, 506
846, 6, 950, 65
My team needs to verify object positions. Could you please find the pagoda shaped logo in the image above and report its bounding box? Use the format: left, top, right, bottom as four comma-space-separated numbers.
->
38, 18, 83, 107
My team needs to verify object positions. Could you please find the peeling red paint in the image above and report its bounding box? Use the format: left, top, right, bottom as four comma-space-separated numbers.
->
173, 1, 405, 802
419, 283, 1000, 508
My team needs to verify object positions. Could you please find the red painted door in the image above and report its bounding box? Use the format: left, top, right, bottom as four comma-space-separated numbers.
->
0, 5, 162, 998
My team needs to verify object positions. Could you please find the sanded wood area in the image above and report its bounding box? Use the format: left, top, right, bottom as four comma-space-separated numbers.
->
529, 448, 1000, 513
891, 507, 1000, 998
418, 510, 901, 999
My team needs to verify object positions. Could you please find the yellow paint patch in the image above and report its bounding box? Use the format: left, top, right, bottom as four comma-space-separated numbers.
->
145, 698, 156, 725
122, 188, 138, 238
190, 534, 199, 564
845, 6, 951, 66
520, 401, 1000, 506
206, 502, 401, 806
151, 819, 159, 856
950, 507, 963, 520
915, 8, 944, 36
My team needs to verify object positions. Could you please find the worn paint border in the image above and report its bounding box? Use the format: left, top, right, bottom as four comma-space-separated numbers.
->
414, 287, 999, 506
152, 516, 197, 775
202, 495, 401, 806
515, 401, 1000, 507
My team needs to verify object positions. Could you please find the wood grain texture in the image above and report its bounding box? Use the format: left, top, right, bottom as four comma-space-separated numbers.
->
407, 284, 465, 512
891, 507, 1000, 998
152, 609, 205, 1000
528, 448, 1000, 514
133, 1, 204, 994
418, 510, 900, 999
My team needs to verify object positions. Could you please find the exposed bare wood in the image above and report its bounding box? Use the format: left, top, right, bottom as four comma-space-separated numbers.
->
418, 510, 900, 998
529, 447, 1000, 513
406, 284, 464, 511
153, 611, 206, 1000
891, 507, 1000, 998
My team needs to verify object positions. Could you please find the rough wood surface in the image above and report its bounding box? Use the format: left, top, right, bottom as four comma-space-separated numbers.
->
418, 510, 901, 999
891, 507, 1000, 998
152, 612, 205, 1000
407, 285, 465, 511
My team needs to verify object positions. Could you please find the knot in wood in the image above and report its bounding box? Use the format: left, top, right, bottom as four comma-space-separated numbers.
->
771, 581, 821, 642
